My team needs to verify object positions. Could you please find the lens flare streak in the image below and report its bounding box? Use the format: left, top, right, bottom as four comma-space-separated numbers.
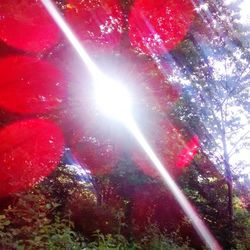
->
125, 116, 221, 250
40, 0, 103, 80
41, 1, 221, 249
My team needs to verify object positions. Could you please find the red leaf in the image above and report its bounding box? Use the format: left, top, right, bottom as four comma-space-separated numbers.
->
129, 0, 195, 55
0, 119, 64, 197
0, 0, 61, 52
0, 56, 67, 115
65, 0, 124, 50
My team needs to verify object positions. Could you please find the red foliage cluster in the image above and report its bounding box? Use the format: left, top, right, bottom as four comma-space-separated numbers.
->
0, 0, 195, 54
0, 0, 198, 197
132, 183, 183, 234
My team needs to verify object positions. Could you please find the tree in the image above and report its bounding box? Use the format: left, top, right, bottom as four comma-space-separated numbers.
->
170, 0, 250, 238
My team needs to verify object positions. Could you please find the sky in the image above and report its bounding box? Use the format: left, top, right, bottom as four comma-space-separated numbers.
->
225, 0, 250, 25
224, 0, 250, 178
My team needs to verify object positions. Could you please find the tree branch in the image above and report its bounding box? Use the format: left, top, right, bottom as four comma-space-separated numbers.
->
228, 130, 250, 158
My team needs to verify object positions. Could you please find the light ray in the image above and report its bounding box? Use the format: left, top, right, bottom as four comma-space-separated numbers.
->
124, 116, 221, 250
41, 0, 103, 81
41, 1, 222, 249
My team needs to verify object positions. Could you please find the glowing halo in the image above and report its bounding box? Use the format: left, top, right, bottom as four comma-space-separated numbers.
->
94, 78, 133, 121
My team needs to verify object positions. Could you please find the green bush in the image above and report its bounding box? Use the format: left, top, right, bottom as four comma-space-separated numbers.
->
0, 190, 193, 250
0, 189, 85, 250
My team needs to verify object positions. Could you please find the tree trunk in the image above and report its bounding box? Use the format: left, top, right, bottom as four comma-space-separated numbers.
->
224, 159, 233, 222
220, 109, 233, 222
